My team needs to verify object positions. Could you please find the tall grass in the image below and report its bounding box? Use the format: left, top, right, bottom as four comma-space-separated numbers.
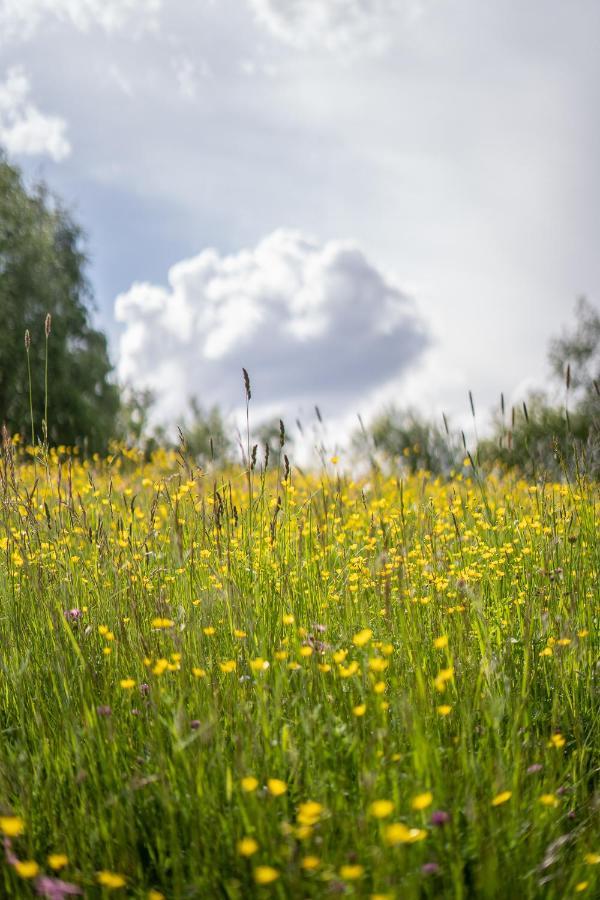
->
0, 436, 597, 898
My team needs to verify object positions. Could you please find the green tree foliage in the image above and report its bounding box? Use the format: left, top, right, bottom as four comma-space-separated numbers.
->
181, 398, 232, 466
114, 385, 169, 457
478, 395, 597, 480
253, 417, 291, 464
0, 155, 119, 450
548, 296, 600, 412
479, 299, 600, 479
353, 407, 463, 475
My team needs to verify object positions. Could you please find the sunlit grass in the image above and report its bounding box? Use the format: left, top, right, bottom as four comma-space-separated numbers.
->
0, 442, 597, 898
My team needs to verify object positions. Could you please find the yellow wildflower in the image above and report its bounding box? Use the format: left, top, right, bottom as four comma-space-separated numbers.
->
152, 659, 168, 676
97, 871, 127, 889
368, 657, 388, 672
384, 823, 427, 845
297, 801, 323, 825
352, 628, 373, 647
15, 860, 39, 879
0, 816, 24, 837
249, 657, 269, 672
368, 799, 394, 819
411, 792, 433, 811
254, 866, 279, 884
237, 837, 259, 857
219, 660, 236, 673
241, 776, 259, 793
267, 778, 287, 796
340, 864, 364, 880
339, 662, 360, 678
151, 618, 174, 629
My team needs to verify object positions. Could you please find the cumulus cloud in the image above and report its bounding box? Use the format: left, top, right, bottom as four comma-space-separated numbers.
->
0, 0, 161, 42
0, 67, 71, 161
115, 229, 428, 428
246, 0, 413, 52
172, 56, 211, 101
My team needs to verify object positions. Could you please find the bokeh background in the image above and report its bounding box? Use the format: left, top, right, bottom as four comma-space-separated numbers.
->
1, 0, 599, 444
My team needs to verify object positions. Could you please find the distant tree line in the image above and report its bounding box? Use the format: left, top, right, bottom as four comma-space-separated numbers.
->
353, 298, 599, 480
1, 153, 597, 479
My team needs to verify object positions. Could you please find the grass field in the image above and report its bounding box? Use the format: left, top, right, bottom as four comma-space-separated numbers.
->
0, 442, 598, 898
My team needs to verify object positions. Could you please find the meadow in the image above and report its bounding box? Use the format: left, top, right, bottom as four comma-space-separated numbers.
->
0, 438, 597, 898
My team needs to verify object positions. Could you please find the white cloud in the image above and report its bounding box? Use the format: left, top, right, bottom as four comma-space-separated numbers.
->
0, 67, 71, 161
0, 0, 161, 42
246, 0, 415, 52
240, 59, 279, 78
115, 229, 428, 427
172, 56, 211, 101
107, 64, 135, 99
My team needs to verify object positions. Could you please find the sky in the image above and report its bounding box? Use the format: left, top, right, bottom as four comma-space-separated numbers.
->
1, 0, 599, 447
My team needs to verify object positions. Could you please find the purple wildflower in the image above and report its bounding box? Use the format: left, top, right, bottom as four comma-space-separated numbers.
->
96, 705, 111, 717
35, 876, 82, 898
527, 764, 543, 774
430, 810, 450, 827
422, 862, 440, 876
3, 837, 17, 865
64, 609, 82, 624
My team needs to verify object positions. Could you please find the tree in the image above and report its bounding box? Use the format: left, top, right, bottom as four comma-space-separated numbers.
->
253, 417, 291, 462
478, 394, 597, 480
353, 407, 463, 476
548, 296, 600, 414
0, 154, 119, 450
478, 299, 600, 479
180, 398, 232, 466
115, 386, 160, 451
